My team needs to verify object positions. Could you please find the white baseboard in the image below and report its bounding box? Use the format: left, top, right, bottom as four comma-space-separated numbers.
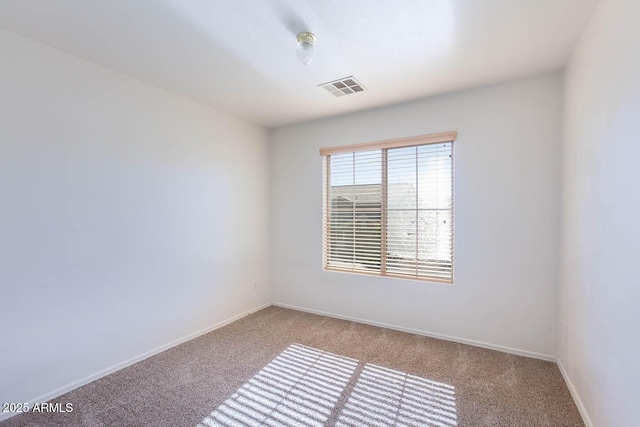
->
557, 358, 593, 427
0, 302, 271, 423
272, 302, 556, 362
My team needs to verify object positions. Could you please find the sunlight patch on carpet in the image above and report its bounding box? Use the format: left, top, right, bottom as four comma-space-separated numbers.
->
198, 344, 357, 426
198, 344, 457, 427
336, 363, 457, 427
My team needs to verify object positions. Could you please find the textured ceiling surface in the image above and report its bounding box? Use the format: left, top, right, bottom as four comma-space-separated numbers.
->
0, 0, 598, 127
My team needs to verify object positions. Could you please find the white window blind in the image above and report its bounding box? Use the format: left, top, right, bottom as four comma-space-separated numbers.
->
322, 132, 455, 283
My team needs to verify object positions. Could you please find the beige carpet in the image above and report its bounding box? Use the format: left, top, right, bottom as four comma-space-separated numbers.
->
1, 306, 584, 426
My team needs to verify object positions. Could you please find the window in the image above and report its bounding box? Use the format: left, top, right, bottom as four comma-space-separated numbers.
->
321, 132, 455, 283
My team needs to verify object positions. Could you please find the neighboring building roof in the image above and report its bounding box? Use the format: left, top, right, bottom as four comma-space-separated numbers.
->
330, 184, 382, 204
330, 183, 424, 205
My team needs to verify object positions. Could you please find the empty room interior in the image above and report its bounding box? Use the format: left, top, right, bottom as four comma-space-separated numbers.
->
0, 0, 638, 426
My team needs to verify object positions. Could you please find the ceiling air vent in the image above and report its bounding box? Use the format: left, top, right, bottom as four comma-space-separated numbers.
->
319, 76, 366, 97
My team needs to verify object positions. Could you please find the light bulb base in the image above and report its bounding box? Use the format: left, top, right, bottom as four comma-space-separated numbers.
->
296, 32, 316, 44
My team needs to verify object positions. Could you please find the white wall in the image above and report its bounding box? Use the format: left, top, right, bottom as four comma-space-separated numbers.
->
270, 73, 563, 358
0, 28, 270, 410
559, 0, 640, 425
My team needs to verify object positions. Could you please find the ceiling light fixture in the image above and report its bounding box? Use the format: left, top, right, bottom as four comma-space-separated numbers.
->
296, 32, 316, 65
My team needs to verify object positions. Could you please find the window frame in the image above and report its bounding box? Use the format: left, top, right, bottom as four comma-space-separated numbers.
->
321, 131, 456, 284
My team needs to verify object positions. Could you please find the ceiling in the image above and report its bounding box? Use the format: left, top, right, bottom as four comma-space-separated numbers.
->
0, 0, 598, 127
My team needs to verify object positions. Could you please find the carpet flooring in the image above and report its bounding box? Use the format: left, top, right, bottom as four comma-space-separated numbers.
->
1, 306, 584, 426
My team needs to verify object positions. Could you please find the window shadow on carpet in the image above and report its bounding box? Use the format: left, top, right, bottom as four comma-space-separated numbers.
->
198, 343, 457, 427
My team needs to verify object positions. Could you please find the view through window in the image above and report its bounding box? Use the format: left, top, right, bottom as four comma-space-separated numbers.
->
322, 133, 455, 282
